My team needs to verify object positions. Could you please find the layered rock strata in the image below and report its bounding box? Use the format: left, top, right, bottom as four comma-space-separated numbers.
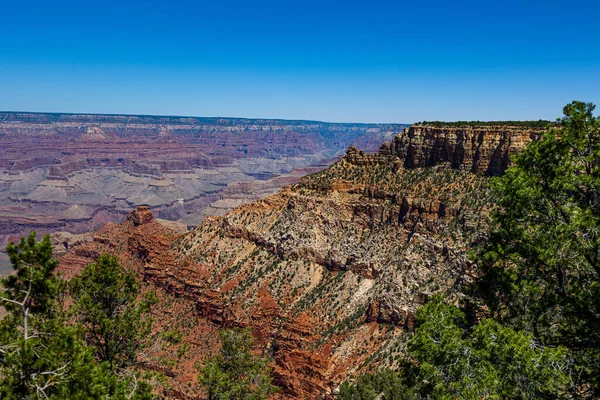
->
54, 123, 543, 398
390, 124, 539, 176
0, 112, 406, 247
166, 147, 491, 397
55, 209, 219, 399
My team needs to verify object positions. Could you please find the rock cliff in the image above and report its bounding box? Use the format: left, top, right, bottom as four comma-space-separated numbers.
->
390, 124, 539, 175
167, 147, 491, 397
55, 123, 543, 398
56, 208, 219, 399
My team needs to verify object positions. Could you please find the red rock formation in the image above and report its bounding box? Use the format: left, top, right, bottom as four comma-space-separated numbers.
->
56, 207, 220, 398
127, 206, 154, 226
51, 122, 543, 397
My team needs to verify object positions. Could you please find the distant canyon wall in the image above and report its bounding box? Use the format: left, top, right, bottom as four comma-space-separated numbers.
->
0, 112, 406, 247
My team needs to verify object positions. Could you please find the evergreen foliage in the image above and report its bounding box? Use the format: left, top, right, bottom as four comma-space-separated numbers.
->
479, 101, 600, 396
199, 328, 278, 400
405, 297, 571, 399
339, 297, 571, 399
70, 254, 155, 373
0, 233, 151, 399
337, 370, 411, 400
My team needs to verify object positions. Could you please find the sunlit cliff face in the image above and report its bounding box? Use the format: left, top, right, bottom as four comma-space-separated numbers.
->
55, 124, 538, 397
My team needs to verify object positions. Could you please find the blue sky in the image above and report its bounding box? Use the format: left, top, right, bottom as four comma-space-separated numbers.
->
1, 0, 599, 123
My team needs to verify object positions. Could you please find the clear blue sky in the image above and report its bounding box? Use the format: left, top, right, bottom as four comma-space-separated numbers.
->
1, 0, 599, 123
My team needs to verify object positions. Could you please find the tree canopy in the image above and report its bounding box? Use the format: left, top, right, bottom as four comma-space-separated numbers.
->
339, 297, 571, 400
479, 101, 600, 396
340, 101, 600, 399
70, 254, 155, 373
200, 328, 279, 400
0, 233, 151, 399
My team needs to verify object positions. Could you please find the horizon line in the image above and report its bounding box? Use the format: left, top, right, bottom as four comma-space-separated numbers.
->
0, 110, 413, 126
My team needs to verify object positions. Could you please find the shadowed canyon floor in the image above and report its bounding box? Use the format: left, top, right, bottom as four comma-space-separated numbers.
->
55, 124, 540, 398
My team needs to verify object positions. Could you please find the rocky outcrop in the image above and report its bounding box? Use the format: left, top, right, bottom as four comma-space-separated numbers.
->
390, 125, 539, 176
127, 206, 154, 226
51, 121, 544, 398
365, 291, 428, 330
345, 145, 389, 165
346, 124, 540, 176
56, 207, 222, 398
50, 231, 94, 257
167, 153, 490, 397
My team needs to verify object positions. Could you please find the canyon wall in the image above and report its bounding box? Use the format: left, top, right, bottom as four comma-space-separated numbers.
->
137, 125, 540, 397
51, 122, 544, 397
388, 124, 538, 176
58, 145, 499, 397
0, 112, 407, 247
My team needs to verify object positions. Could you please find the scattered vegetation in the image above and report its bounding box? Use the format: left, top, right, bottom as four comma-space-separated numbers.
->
416, 120, 553, 128
339, 101, 600, 399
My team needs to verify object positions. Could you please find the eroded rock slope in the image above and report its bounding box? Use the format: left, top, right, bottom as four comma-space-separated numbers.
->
166, 144, 491, 397
57, 124, 540, 398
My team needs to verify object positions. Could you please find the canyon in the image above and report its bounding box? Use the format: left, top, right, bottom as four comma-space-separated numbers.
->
0, 112, 407, 260
54, 123, 542, 398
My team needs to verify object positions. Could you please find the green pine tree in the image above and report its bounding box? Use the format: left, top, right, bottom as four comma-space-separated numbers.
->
479, 101, 600, 396
339, 297, 571, 400
0, 232, 151, 399
200, 328, 279, 400
405, 296, 571, 399
70, 253, 156, 373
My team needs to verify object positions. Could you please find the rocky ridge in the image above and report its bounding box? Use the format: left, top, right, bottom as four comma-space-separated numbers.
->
169, 149, 490, 397
56, 208, 219, 399
56, 123, 541, 398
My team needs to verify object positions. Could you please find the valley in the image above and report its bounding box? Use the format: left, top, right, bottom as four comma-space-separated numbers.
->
2, 1, 596, 398
0, 112, 406, 248
54, 123, 541, 398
